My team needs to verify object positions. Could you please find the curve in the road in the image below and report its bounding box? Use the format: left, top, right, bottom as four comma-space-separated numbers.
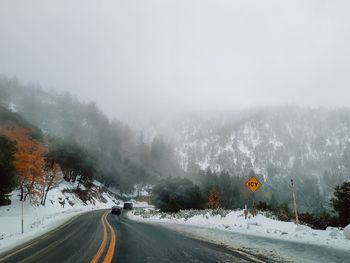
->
90, 211, 117, 263
0, 210, 259, 263
103, 214, 117, 263
91, 212, 108, 263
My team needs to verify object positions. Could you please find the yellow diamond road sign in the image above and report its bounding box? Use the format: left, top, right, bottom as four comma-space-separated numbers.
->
245, 176, 262, 192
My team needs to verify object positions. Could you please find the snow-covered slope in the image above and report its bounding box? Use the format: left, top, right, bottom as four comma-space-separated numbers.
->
0, 181, 122, 253
162, 107, 350, 178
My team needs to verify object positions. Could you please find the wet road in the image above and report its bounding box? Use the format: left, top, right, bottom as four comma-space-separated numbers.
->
0, 210, 257, 263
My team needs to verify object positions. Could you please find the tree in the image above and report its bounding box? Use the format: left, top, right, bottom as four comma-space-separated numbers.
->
208, 187, 221, 209
150, 136, 178, 177
331, 182, 350, 226
0, 126, 47, 201
46, 139, 94, 189
41, 163, 62, 206
0, 135, 17, 204
151, 178, 205, 212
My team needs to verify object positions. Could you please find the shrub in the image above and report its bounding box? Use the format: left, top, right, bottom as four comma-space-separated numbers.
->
151, 178, 206, 212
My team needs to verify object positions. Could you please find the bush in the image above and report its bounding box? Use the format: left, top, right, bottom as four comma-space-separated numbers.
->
0, 198, 11, 206
256, 201, 272, 211
299, 212, 339, 230
272, 203, 292, 222
151, 178, 206, 212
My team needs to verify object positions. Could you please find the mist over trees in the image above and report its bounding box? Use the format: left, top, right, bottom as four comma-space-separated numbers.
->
45, 139, 95, 190
1, 76, 349, 228
0, 76, 180, 195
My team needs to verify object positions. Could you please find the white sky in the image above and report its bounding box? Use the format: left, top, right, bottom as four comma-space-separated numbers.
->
1, 0, 350, 121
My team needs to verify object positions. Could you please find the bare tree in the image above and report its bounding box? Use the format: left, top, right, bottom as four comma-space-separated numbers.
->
41, 163, 62, 206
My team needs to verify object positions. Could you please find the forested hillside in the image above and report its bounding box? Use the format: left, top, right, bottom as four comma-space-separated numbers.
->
0, 77, 181, 195
1, 76, 349, 225
144, 107, 350, 215
165, 107, 350, 179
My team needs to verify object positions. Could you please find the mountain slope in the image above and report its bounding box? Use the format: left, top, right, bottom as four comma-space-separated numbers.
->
168, 107, 350, 179
0, 77, 179, 192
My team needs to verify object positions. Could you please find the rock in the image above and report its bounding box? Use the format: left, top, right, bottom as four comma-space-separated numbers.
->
344, 224, 350, 240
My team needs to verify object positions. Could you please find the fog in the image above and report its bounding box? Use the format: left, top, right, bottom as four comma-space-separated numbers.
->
1, 0, 350, 122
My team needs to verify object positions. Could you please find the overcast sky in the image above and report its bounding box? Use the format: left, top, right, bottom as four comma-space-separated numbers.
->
1, 0, 350, 122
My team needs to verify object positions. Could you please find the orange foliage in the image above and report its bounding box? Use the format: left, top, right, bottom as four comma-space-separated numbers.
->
208, 187, 221, 209
0, 126, 47, 201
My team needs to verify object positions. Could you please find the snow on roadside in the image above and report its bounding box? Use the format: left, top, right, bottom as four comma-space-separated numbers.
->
0, 181, 122, 253
129, 209, 350, 252
344, 224, 350, 240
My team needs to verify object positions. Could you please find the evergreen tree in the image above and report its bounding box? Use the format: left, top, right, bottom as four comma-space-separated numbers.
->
0, 135, 17, 204
331, 182, 350, 226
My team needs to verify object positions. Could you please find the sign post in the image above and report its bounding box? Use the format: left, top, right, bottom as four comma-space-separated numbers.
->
245, 176, 262, 217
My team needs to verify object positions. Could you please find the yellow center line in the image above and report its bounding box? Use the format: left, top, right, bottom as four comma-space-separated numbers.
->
90, 212, 108, 263
102, 214, 117, 263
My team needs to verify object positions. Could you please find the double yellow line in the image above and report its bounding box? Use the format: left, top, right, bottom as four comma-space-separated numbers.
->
91, 212, 117, 263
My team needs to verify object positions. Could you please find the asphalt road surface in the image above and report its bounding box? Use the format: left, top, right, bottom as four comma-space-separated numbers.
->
0, 210, 259, 263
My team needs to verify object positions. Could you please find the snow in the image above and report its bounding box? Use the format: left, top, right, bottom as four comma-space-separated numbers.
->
8, 103, 18, 112
344, 224, 350, 240
0, 180, 143, 254
129, 209, 350, 253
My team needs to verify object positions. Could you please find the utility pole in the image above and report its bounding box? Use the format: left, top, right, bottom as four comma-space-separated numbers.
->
291, 179, 299, 225
21, 199, 24, 234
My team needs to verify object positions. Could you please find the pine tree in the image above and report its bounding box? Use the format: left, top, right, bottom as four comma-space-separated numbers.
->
0, 135, 17, 204
331, 182, 350, 226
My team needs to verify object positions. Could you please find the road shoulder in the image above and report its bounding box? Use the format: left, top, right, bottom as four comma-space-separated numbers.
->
128, 212, 350, 263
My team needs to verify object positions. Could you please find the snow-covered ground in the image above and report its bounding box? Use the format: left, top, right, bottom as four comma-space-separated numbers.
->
0, 181, 133, 254
129, 209, 350, 262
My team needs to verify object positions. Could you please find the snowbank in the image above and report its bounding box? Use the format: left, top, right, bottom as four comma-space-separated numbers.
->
129, 209, 350, 251
0, 181, 129, 253
344, 224, 350, 240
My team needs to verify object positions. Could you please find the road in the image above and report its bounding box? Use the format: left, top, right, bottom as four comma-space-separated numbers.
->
0, 210, 260, 263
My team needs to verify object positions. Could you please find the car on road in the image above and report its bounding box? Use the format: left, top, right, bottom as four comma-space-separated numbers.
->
111, 206, 122, 215
123, 202, 133, 210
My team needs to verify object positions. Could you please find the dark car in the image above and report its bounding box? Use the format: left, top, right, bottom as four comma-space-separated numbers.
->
123, 202, 133, 210
111, 206, 122, 215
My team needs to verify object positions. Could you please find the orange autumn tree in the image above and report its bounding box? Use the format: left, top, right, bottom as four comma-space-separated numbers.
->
0, 126, 47, 202
208, 187, 221, 209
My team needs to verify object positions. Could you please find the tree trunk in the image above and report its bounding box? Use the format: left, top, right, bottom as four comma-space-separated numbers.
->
41, 184, 46, 205
43, 188, 50, 206
24, 181, 34, 201
20, 184, 24, 201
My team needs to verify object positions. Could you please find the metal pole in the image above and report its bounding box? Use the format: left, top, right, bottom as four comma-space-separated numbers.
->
21, 199, 24, 234
291, 179, 299, 225
252, 192, 256, 217
253, 192, 255, 208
